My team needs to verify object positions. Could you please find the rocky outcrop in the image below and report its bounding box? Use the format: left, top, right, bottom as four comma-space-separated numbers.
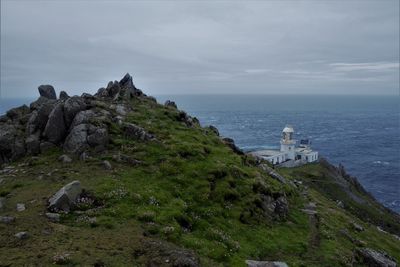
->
222, 137, 244, 155
356, 248, 397, 267
48, 180, 82, 212
63, 96, 87, 127
164, 100, 177, 109
123, 123, 154, 141
43, 103, 67, 144
38, 85, 57, 99
59, 91, 69, 100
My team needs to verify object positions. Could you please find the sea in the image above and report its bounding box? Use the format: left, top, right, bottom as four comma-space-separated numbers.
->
1, 95, 399, 213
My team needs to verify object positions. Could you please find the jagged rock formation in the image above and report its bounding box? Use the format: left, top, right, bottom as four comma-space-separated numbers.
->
0, 73, 159, 165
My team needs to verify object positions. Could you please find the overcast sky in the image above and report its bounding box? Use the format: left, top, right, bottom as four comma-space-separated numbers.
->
1, 1, 399, 98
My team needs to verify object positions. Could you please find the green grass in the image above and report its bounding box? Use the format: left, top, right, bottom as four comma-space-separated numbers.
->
0, 96, 399, 266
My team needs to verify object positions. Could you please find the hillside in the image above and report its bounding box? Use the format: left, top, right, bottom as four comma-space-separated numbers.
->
0, 74, 399, 267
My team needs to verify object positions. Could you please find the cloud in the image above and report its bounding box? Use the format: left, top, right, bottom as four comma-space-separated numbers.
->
330, 62, 400, 71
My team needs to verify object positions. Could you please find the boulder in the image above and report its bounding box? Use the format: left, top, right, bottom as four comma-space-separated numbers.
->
59, 91, 69, 100
15, 231, 29, 240
87, 128, 108, 149
63, 124, 89, 154
48, 180, 82, 212
115, 104, 127, 116
34, 99, 57, 132
38, 85, 57, 99
245, 260, 288, 267
164, 100, 177, 109
0, 124, 17, 163
123, 123, 153, 141
106, 81, 121, 99
70, 110, 95, 128
95, 87, 108, 98
43, 103, 67, 144
259, 194, 289, 220
26, 132, 41, 155
6, 105, 30, 121
63, 96, 87, 127
16, 203, 26, 212
119, 73, 141, 98
0, 197, 5, 210
208, 125, 219, 136
356, 248, 397, 267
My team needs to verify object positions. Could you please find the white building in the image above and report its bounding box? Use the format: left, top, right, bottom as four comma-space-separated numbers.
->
250, 125, 318, 167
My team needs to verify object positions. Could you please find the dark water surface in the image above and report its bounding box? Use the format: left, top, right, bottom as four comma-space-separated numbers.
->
1, 95, 399, 213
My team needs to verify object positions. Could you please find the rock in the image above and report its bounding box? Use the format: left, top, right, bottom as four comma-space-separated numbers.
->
80, 151, 89, 161
40, 141, 57, 153
38, 85, 57, 99
69, 110, 95, 128
356, 248, 397, 267
43, 103, 67, 144
63, 124, 89, 154
102, 160, 112, 170
222, 137, 244, 155
59, 91, 69, 100
245, 260, 289, 267
87, 128, 108, 149
164, 100, 177, 109
353, 222, 365, 232
123, 123, 153, 141
115, 104, 127, 116
53, 253, 71, 265
28, 99, 57, 133
15, 231, 29, 240
6, 105, 30, 121
16, 203, 26, 212
95, 87, 108, 98
26, 132, 41, 155
45, 212, 61, 222
58, 154, 72, 164
0, 216, 15, 224
106, 81, 121, 99
0, 124, 17, 163
63, 96, 87, 127
48, 180, 82, 212
119, 73, 140, 98
0, 197, 5, 210
208, 125, 219, 136
259, 194, 289, 220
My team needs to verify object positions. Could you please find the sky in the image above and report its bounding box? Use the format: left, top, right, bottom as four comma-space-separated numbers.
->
0, 0, 399, 98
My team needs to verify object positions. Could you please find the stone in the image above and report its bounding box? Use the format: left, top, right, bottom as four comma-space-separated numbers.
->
102, 160, 112, 170
38, 85, 57, 99
0, 197, 5, 210
0, 216, 15, 224
353, 222, 365, 232
208, 125, 219, 136
15, 231, 29, 240
245, 260, 289, 267
164, 100, 177, 109
26, 132, 41, 155
45, 212, 61, 222
32, 99, 57, 132
53, 253, 71, 265
0, 124, 17, 163
59, 91, 69, 100
63, 96, 87, 127
58, 154, 72, 164
16, 203, 26, 212
43, 103, 67, 144
70, 110, 95, 128
48, 180, 82, 212
115, 104, 127, 116
6, 105, 30, 121
95, 87, 108, 98
356, 248, 397, 267
222, 137, 244, 155
63, 124, 89, 154
40, 141, 57, 153
106, 81, 121, 98
87, 128, 108, 149
119, 73, 140, 98
123, 123, 153, 141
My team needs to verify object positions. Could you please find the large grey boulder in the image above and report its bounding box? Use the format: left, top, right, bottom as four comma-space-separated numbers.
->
245, 260, 288, 267
43, 103, 67, 144
26, 132, 41, 155
356, 248, 397, 267
63, 96, 87, 127
48, 180, 82, 212
6, 105, 30, 121
106, 81, 121, 99
38, 85, 57, 99
59, 91, 69, 100
70, 110, 95, 128
123, 123, 153, 141
0, 124, 25, 164
87, 128, 108, 149
63, 124, 89, 154
119, 73, 142, 98
29, 98, 57, 133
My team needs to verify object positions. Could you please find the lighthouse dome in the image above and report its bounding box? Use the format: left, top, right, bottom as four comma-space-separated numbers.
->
282, 125, 294, 133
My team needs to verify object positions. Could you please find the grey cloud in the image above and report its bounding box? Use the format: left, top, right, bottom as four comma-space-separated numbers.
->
1, 0, 399, 98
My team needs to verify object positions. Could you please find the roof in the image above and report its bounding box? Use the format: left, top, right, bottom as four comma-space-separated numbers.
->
282, 125, 294, 133
250, 149, 286, 158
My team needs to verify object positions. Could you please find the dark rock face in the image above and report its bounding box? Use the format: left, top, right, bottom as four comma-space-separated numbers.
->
222, 137, 244, 155
356, 248, 397, 267
43, 103, 67, 144
106, 81, 121, 99
63, 96, 87, 128
164, 100, 177, 109
38, 85, 57, 99
59, 91, 69, 100
119, 73, 142, 98
259, 194, 289, 220
123, 123, 153, 141
6, 105, 30, 121
208, 125, 219, 136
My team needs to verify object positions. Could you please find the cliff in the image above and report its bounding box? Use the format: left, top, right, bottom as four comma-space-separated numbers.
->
0, 74, 399, 266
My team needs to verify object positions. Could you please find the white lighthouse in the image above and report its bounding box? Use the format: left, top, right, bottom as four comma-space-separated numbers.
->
280, 125, 296, 160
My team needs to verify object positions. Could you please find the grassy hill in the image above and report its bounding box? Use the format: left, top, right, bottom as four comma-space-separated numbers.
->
0, 78, 399, 266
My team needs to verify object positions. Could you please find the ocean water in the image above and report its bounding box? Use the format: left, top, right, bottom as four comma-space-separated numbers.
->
1, 95, 399, 213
